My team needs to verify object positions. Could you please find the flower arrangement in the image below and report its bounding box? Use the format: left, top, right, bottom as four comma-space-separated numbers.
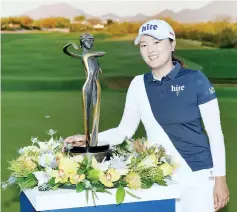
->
1, 129, 176, 205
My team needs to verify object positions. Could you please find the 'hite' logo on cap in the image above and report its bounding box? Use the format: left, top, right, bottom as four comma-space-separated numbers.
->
171, 85, 185, 96
142, 24, 158, 32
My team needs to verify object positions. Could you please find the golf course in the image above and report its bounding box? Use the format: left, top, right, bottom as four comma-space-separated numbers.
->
1, 32, 237, 212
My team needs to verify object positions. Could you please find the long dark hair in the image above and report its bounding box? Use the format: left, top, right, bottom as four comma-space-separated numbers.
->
169, 38, 186, 68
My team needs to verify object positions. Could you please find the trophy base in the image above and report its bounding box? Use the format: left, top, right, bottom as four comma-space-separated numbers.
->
70, 144, 111, 162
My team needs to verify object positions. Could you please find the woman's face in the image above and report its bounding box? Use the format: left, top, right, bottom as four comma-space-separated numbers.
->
139, 35, 176, 70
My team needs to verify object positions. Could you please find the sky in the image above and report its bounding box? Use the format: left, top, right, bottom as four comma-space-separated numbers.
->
1, 0, 214, 17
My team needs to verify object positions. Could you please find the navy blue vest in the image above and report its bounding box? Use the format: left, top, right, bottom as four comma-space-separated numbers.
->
144, 61, 216, 171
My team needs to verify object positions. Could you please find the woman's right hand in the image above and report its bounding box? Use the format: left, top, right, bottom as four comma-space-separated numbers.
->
62, 134, 86, 152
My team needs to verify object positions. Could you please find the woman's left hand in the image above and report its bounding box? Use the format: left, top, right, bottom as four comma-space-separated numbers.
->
213, 176, 229, 211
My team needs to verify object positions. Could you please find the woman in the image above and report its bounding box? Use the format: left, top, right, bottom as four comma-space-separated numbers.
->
63, 19, 229, 212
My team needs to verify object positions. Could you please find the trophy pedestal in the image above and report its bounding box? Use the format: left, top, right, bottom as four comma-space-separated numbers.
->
70, 144, 110, 162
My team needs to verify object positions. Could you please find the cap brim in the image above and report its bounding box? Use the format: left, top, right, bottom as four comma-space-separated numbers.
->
134, 32, 167, 45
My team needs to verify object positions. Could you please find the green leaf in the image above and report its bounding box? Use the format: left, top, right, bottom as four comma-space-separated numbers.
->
77, 169, 85, 175
94, 184, 105, 192
18, 175, 38, 189
85, 190, 89, 204
15, 177, 27, 183
87, 169, 101, 181
116, 186, 125, 205
48, 178, 56, 186
156, 180, 167, 186
104, 189, 112, 195
51, 184, 60, 190
126, 190, 141, 199
76, 183, 85, 192
141, 179, 153, 189
154, 174, 163, 182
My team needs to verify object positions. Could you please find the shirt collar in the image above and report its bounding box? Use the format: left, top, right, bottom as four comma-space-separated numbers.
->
147, 61, 181, 82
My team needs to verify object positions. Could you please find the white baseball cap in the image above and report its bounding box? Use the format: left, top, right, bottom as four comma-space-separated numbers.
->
134, 19, 176, 45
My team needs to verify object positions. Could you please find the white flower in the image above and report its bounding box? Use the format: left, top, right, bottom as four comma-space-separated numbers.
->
46, 129, 57, 136
18, 148, 25, 155
65, 143, 73, 150
57, 137, 64, 143
45, 167, 53, 173
37, 142, 52, 153
109, 156, 129, 175
116, 168, 129, 175
160, 157, 167, 163
48, 137, 60, 150
45, 116, 51, 118
83, 179, 91, 189
143, 140, 150, 148
126, 155, 133, 165
137, 154, 157, 168
33, 171, 50, 186
31, 136, 38, 144
39, 153, 57, 168
23, 146, 40, 153
8, 176, 16, 184
1, 183, 8, 190
125, 140, 134, 152
92, 157, 110, 172
72, 155, 84, 163
17, 146, 40, 155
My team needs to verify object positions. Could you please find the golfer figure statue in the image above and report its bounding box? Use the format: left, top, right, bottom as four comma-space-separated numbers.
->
63, 33, 109, 158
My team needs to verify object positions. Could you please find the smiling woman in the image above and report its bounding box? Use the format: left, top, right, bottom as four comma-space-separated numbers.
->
64, 19, 229, 212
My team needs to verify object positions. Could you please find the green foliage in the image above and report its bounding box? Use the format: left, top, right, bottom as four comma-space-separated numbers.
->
155, 180, 167, 186
141, 179, 153, 189
107, 19, 114, 25
17, 174, 38, 189
92, 181, 106, 192
55, 17, 70, 28
74, 16, 86, 22
69, 23, 93, 32
126, 190, 141, 199
116, 186, 125, 204
77, 169, 85, 175
216, 27, 237, 48
76, 183, 85, 192
87, 169, 101, 181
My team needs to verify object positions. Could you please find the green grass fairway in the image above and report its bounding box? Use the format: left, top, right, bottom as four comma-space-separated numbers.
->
2, 33, 237, 91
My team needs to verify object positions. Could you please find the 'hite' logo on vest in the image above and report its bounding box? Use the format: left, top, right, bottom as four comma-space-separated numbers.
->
171, 85, 185, 96
142, 24, 158, 32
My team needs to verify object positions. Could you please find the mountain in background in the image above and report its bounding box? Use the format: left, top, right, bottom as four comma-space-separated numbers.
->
23, 2, 91, 20
153, 1, 237, 22
22, 1, 237, 23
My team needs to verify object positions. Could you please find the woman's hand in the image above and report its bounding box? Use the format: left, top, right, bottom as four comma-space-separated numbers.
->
62, 134, 86, 152
214, 176, 230, 211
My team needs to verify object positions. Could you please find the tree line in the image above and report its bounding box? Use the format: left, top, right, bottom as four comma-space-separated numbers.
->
1, 16, 237, 48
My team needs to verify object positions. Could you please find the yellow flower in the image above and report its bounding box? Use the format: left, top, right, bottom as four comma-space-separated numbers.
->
50, 170, 68, 183
159, 163, 173, 176
23, 157, 37, 170
59, 157, 79, 175
55, 153, 64, 165
69, 174, 85, 184
9, 155, 37, 177
99, 169, 120, 188
125, 172, 141, 190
